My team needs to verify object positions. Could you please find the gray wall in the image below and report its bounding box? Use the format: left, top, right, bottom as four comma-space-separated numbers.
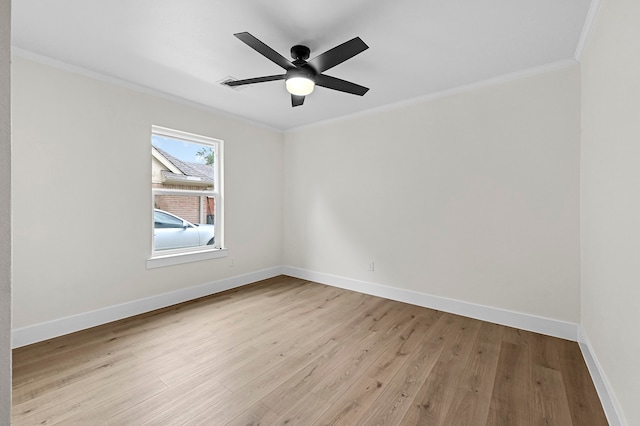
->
580, 0, 640, 423
11, 56, 283, 331
0, 0, 12, 421
284, 65, 580, 323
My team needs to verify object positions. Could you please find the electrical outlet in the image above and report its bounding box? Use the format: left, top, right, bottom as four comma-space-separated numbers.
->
368, 260, 375, 272
229, 257, 235, 267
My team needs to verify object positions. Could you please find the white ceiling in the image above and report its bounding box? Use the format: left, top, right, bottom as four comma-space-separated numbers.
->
11, 0, 592, 131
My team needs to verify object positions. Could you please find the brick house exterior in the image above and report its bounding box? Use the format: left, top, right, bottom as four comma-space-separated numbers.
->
152, 146, 215, 225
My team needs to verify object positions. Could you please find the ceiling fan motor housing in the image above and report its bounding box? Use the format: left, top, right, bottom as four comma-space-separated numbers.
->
286, 66, 316, 82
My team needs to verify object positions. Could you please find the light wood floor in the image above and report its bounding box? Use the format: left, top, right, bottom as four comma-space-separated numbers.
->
12, 276, 608, 425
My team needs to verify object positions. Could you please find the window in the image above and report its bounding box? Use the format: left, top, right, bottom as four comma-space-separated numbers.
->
147, 126, 226, 268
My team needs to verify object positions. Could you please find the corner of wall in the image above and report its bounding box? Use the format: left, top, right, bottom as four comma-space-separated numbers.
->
0, 0, 12, 421
12, 267, 283, 348
283, 266, 579, 342
577, 326, 626, 426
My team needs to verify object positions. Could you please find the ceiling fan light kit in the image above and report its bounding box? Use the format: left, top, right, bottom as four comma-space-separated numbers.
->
224, 32, 369, 107
286, 76, 315, 96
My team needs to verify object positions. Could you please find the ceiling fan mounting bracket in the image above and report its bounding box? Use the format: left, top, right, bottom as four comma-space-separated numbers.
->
290, 45, 310, 62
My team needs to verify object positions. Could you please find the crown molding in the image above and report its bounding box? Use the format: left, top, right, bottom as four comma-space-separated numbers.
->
574, 0, 605, 61
11, 47, 282, 133
286, 59, 578, 133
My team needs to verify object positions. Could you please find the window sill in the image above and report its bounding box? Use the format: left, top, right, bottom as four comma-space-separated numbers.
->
147, 247, 228, 269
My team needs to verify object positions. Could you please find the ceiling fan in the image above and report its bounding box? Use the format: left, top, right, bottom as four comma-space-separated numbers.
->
224, 32, 369, 107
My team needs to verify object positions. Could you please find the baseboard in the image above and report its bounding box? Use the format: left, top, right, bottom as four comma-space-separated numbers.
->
11, 266, 283, 348
13, 265, 579, 347
282, 266, 578, 341
578, 326, 626, 426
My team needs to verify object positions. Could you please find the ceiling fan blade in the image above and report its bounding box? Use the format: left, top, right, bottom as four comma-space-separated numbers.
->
291, 94, 305, 107
315, 74, 369, 96
224, 74, 286, 87
308, 37, 369, 73
234, 32, 294, 70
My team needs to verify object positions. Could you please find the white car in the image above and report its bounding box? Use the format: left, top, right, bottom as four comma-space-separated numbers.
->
154, 209, 215, 250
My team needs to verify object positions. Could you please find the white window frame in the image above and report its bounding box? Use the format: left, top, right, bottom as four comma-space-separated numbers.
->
147, 126, 227, 269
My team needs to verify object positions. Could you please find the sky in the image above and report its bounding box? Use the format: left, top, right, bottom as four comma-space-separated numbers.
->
152, 134, 208, 164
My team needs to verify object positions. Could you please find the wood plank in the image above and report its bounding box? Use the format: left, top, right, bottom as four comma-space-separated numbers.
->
399, 315, 483, 425
312, 309, 442, 425
308, 300, 420, 404
257, 322, 385, 415
556, 339, 609, 426
353, 313, 465, 425
269, 390, 332, 425
529, 332, 564, 371
183, 327, 350, 425
531, 364, 574, 425
106, 373, 231, 425
312, 376, 387, 426
486, 341, 531, 425
438, 321, 504, 425
223, 402, 281, 426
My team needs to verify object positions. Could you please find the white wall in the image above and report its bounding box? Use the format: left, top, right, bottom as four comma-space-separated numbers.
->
0, 0, 11, 421
284, 65, 581, 323
11, 56, 283, 329
581, 0, 640, 423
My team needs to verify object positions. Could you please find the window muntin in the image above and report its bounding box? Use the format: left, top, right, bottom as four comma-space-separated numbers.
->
150, 126, 223, 257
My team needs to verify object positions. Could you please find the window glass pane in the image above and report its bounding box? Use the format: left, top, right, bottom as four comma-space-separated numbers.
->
153, 196, 216, 251
152, 135, 214, 191
155, 194, 206, 225
151, 130, 219, 253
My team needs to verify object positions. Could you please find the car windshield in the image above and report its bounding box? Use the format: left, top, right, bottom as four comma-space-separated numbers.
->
154, 211, 185, 229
